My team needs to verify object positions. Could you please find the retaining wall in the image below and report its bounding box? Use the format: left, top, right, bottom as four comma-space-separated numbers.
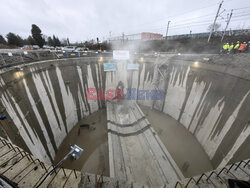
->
0, 55, 249, 169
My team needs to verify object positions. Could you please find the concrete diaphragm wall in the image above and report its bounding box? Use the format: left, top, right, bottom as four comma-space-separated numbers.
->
0, 55, 249, 171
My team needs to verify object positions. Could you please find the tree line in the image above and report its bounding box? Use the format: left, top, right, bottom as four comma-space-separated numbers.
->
0, 24, 62, 48
0, 24, 111, 50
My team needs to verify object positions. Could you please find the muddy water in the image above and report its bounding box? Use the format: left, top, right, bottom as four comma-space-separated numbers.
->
53, 109, 109, 176
54, 104, 213, 178
140, 105, 213, 178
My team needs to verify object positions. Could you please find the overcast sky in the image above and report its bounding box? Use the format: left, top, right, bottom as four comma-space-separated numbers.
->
1, 0, 250, 42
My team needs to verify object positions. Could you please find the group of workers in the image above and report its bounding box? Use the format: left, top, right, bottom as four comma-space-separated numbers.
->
221, 41, 250, 54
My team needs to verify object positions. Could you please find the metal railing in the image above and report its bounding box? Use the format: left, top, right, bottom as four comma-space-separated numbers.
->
174, 159, 250, 188
0, 137, 79, 187
1, 137, 250, 188
0, 51, 56, 69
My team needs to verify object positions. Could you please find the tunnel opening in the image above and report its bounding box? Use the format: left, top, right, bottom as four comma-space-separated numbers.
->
0, 54, 249, 185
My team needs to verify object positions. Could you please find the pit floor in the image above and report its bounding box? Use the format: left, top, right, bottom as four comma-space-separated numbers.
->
53, 109, 109, 176
140, 105, 213, 177
53, 105, 213, 178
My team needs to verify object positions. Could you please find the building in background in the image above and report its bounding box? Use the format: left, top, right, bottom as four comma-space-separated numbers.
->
141, 32, 163, 40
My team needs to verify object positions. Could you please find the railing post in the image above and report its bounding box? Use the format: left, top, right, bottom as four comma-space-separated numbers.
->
73, 169, 77, 178
62, 167, 66, 177
175, 182, 183, 188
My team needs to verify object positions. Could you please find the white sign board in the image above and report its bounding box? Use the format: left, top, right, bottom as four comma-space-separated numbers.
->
113, 50, 130, 60
8, 52, 13, 56
24, 51, 28, 55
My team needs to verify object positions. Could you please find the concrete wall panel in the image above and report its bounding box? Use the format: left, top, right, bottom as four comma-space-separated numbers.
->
0, 55, 249, 168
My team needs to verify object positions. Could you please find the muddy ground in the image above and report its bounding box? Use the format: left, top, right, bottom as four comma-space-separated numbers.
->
54, 105, 213, 178
52, 109, 109, 176
140, 105, 213, 178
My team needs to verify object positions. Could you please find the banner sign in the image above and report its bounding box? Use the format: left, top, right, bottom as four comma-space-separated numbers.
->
127, 64, 139, 70
113, 50, 130, 60
103, 63, 116, 72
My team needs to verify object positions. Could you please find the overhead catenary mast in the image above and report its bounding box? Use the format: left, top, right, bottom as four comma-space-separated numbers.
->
221, 9, 233, 42
208, 0, 224, 43
166, 21, 171, 40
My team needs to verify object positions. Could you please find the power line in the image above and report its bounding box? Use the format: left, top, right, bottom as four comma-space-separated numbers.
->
124, 13, 216, 35
169, 9, 250, 26
124, 8, 232, 35
147, 16, 250, 33
165, 10, 250, 35
171, 17, 250, 29
174, 18, 250, 30
107, 4, 250, 39
122, 13, 250, 37
170, 13, 250, 28
144, 15, 225, 31
170, 13, 217, 25
234, 6, 250, 10
117, 2, 221, 34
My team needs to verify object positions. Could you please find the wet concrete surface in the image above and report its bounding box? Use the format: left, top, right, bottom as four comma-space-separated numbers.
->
54, 104, 213, 179
107, 101, 183, 186
53, 109, 109, 176
140, 105, 213, 178
1, 54, 249, 177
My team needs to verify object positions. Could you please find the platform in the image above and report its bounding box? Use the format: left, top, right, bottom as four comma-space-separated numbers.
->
106, 100, 184, 187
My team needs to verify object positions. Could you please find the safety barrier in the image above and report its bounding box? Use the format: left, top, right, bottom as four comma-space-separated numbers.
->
0, 50, 113, 70
0, 50, 56, 69
173, 159, 250, 188
0, 137, 80, 187
1, 135, 250, 187
56, 51, 112, 58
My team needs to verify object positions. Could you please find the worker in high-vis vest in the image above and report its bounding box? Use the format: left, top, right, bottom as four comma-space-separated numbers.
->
224, 43, 230, 54
233, 41, 240, 53
228, 42, 234, 54
222, 43, 228, 54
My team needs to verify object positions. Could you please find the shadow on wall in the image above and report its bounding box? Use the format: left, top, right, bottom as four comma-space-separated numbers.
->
0, 59, 105, 164
0, 55, 249, 170
137, 56, 250, 168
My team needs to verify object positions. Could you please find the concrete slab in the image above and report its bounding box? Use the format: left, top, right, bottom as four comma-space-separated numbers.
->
107, 100, 184, 186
